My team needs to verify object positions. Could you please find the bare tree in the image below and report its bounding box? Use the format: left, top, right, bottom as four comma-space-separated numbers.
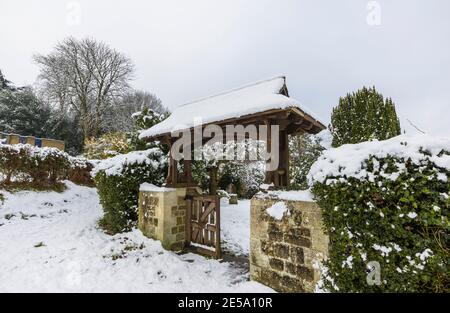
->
102, 90, 168, 133
34, 37, 134, 139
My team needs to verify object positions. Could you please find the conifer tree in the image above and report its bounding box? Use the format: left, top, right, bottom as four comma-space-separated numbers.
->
0, 87, 52, 137
330, 87, 401, 147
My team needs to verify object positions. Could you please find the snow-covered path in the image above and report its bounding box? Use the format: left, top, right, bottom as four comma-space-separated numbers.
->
221, 198, 252, 256
0, 182, 272, 292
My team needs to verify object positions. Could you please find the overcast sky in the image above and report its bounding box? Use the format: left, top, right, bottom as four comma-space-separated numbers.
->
1, 0, 449, 135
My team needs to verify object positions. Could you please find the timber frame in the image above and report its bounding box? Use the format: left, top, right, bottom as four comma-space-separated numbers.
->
145, 106, 325, 189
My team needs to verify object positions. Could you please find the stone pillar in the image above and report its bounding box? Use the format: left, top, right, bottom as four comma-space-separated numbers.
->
250, 194, 329, 293
138, 184, 200, 251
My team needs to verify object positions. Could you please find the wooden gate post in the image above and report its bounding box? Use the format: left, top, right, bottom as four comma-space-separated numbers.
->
215, 196, 222, 259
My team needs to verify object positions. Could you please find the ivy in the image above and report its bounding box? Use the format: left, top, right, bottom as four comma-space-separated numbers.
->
312, 154, 449, 292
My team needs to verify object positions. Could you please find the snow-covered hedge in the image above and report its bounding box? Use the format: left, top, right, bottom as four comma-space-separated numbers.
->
67, 156, 98, 186
0, 144, 30, 184
0, 143, 97, 189
93, 148, 167, 234
0, 144, 70, 188
309, 135, 449, 292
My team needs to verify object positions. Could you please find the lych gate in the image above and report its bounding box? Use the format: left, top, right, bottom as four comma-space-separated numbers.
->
138, 76, 325, 258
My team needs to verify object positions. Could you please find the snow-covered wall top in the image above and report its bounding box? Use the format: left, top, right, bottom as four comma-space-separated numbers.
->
256, 188, 314, 202
139, 183, 175, 193
139, 76, 322, 139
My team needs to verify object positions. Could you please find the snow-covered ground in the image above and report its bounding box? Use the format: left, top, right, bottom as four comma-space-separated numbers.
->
221, 198, 251, 256
0, 182, 272, 292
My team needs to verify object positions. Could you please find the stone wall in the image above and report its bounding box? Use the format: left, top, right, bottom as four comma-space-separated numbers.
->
138, 192, 160, 239
250, 195, 329, 293
138, 185, 201, 251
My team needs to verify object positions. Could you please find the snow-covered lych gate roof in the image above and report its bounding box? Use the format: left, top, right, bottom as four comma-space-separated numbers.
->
139, 76, 325, 141
140, 76, 326, 188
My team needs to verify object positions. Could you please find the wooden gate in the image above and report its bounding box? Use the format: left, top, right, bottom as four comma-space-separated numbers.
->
186, 195, 221, 259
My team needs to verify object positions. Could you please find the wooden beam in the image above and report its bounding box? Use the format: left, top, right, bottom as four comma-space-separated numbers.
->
144, 107, 325, 142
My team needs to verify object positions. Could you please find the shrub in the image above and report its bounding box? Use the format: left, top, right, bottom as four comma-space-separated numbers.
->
84, 132, 130, 159
309, 135, 449, 292
93, 148, 167, 234
218, 161, 265, 198
67, 156, 97, 186
0, 144, 69, 189
28, 146, 70, 185
0, 144, 29, 184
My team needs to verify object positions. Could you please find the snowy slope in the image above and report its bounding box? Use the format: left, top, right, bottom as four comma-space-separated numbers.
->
0, 182, 272, 292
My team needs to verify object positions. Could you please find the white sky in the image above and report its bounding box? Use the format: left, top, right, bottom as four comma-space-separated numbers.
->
1, 0, 449, 135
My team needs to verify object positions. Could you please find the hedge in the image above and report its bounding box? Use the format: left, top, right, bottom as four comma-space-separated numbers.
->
309, 135, 449, 292
0, 144, 29, 184
0, 144, 69, 189
67, 156, 97, 186
93, 148, 167, 234
0, 144, 98, 190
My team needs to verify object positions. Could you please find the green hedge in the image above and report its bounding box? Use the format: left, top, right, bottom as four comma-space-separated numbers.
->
310, 138, 449, 292
93, 148, 167, 234
0, 144, 69, 190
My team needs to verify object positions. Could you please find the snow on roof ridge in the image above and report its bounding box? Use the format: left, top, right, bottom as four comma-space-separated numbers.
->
176, 75, 286, 109
139, 75, 325, 139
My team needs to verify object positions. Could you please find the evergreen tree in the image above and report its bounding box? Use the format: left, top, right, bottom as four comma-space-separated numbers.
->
0, 87, 52, 137
0, 71, 84, 154
330, 87, 401, 147
46, 111, 84, 155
